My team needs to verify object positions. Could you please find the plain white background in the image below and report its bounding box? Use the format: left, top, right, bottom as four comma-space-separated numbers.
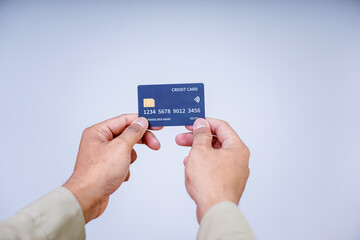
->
1, 1, 359, 239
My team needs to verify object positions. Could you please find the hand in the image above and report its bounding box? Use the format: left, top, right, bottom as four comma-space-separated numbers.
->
63, 114, 162, 223
175, 118, 250, 223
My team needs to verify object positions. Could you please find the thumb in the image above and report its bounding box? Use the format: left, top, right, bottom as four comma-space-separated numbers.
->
116, 117, 148, 148
192, 118, 212, 149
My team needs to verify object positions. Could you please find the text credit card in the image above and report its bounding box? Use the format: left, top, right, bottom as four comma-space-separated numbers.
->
138, 83, 205, 127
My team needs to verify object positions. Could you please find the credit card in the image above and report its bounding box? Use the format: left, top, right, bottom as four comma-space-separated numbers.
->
138, 83, 205, 127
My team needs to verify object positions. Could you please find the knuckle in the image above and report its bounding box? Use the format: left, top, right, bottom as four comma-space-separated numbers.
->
120, 113, 130, 119
131, 150, 137, 161
120, 113, 137, 121
219, 119, 229, 126
243, 145, 250, 157
185, 174, 193, 186
94, 126, 110, 139
82, 127, 92, 137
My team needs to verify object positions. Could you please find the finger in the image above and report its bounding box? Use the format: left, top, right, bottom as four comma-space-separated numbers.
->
212, 137, 222, 149
192, 118, 212, 149
136, 131, 161, 150
92, 114, 138, 141
115, 117, 148, 148
183, 156, 189, 165
206, 117, 241, 148
176, 132, 219, 147
124, 171, 130, 182
185, 125, 193, 131
149, 126, 164, 131
131, 148, 137, 164
175, 132, 193, 146
142, 131, 161, 150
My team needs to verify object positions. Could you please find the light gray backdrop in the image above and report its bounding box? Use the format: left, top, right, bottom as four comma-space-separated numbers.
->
1, 1, 359, 239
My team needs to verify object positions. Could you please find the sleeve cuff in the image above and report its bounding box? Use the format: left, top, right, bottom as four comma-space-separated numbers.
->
18, 187, 86, 240
197, 201, 256, 240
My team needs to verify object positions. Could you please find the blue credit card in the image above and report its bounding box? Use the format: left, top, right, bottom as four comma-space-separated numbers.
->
138, 83, 205, 127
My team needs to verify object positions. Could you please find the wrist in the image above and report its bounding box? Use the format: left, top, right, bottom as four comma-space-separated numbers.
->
63, 175, 104, 223
197, 194, 238, 223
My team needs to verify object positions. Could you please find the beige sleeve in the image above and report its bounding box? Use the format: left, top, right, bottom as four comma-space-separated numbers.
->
0, 187, 85, 240
197, 201, 256, 240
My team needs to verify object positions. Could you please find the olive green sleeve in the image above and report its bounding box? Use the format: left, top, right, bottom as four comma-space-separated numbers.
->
0, 187, 85, 240
197, 201, 256, 240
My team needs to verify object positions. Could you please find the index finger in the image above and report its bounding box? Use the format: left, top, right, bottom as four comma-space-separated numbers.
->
149, 126, 164, 131
185, 118, 242, 148
93, 114, 164, 140
90, 114, 138, 141
206, 117, 242, 147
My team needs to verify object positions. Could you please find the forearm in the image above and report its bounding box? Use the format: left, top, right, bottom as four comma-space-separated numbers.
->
0, 187, 85, 240
197, 201, 255, 240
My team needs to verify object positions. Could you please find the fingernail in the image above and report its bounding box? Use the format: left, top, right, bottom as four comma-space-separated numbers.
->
193, 118, 209, 130
133, 117, 148, 129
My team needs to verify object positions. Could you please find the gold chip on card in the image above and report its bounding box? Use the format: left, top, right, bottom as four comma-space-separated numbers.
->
143, 98, 155, 108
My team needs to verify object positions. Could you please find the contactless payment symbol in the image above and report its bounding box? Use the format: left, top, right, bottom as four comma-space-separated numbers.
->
194, 96, 200, 103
